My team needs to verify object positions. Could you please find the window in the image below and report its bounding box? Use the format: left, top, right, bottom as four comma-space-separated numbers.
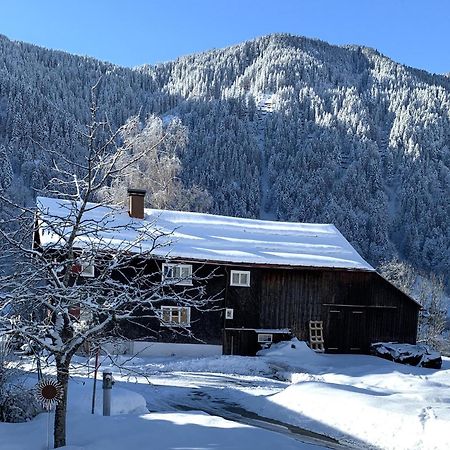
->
162, 263, 193, 286
230, 270, 250, 287
225, 308, 234, 320
71, 260, 95, 277
258, 333, 273, 344
160, 306, 191, 327
80, 261, 95, 277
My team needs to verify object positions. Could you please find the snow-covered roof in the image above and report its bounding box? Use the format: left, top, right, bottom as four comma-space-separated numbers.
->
36, 196, 374, 271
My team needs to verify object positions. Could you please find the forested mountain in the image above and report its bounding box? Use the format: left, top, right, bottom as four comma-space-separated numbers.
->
0, 33, 449, 280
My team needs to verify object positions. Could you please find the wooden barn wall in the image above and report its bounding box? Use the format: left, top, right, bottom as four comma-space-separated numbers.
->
118, 260, 225, 346
251, 268, 418, 351
321, 270, 419, 350
259, 269, 323, 340
77, 250, 418, 354
223, 267, 261, 329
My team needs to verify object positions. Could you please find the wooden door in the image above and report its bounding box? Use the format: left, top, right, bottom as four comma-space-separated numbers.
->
325, 306, 367, 353
347, 308, 366, 352
326, 307, 344, 352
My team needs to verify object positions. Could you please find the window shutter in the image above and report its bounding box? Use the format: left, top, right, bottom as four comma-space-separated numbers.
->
163, 265, 173, 278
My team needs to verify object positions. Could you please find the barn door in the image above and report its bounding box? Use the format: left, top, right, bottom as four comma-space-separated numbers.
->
326, 306, 367, 353
326, 308, 345, 352
347, 308, 366, 352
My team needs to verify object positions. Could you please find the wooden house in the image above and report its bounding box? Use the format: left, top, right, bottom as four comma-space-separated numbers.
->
35, 191, 420, 357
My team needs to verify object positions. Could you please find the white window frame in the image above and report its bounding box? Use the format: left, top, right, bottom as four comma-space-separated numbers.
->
79, 261, 95, 278
162, 263, 193, 286
225, 308, 234, 320
258, 333, 273, 344
72, 260, 95, 278
230, 270, 250, 287
160, 306, 191, 327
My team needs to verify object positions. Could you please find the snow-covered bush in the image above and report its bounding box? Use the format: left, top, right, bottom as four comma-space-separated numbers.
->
0, 336, 41, 422
0, 383, 41, 423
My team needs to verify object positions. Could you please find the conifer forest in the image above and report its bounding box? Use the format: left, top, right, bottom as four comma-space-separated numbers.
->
0, 33, 449, 280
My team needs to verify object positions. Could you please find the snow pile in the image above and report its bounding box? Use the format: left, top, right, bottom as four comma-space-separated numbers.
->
257, 338, 324, 380
254, 343, 450, 449
139, 355, 271, 376
265, 378, 450, 450
258, 338, 318, 361
68, 378, 148, 415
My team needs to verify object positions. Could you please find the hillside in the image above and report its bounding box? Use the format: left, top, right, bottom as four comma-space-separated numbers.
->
0, 33, 449, 278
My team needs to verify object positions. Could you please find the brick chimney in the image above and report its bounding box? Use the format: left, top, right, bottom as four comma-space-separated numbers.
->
127, 188, 146, 219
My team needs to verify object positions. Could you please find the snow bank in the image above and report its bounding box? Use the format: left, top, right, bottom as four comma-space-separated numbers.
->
68, 378, 147, 415
151, 355, 270, 376
105, 354, 272, 377
252, 342, 450, 449
0, 410, 318, 450
257, 338, 324, 380
265, 380, 450, 450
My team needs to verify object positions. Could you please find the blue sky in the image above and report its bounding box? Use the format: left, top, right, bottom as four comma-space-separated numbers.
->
0, 0, 449, 74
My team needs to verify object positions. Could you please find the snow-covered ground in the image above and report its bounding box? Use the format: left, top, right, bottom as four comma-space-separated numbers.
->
2, 340, 450, 449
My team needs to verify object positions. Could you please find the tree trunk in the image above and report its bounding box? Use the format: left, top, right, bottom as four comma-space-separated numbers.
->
54, 358, 70, 448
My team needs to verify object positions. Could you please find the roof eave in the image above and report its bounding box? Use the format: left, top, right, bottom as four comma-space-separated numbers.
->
155, 254, 375, 272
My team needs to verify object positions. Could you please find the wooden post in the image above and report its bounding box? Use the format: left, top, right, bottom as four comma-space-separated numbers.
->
91, 348, 100, 415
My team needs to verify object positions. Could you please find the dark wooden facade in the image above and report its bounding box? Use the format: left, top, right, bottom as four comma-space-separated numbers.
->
122, 259, 419, 356
34, 222, 419, 355
218, 264, 419, 355
115, 259, 225, 347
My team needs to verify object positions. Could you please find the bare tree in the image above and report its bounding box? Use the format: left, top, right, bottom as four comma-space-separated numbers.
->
379, 258, 447, 350
0, 85, 216, 448
98, 115, 212, 212
416, 274, 447, 350
378, 258, 416, 296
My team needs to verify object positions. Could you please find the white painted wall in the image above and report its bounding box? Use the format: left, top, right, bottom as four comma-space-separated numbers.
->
103, 340, 222, 357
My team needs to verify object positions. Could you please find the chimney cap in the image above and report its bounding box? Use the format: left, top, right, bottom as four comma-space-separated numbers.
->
127, 188, 147, 197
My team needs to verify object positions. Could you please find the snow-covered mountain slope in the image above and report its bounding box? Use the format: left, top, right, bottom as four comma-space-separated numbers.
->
0, 33, 449, 278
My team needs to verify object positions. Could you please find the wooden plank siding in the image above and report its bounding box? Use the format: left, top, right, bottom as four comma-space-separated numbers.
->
321, 271, 419, 352
225, 267, 419, 354
117, 260, 225, 346
259, 269, 322, 340
56, 247, 418, 355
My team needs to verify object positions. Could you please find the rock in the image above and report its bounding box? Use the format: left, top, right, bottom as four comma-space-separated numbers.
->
370, 342, 442, 369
